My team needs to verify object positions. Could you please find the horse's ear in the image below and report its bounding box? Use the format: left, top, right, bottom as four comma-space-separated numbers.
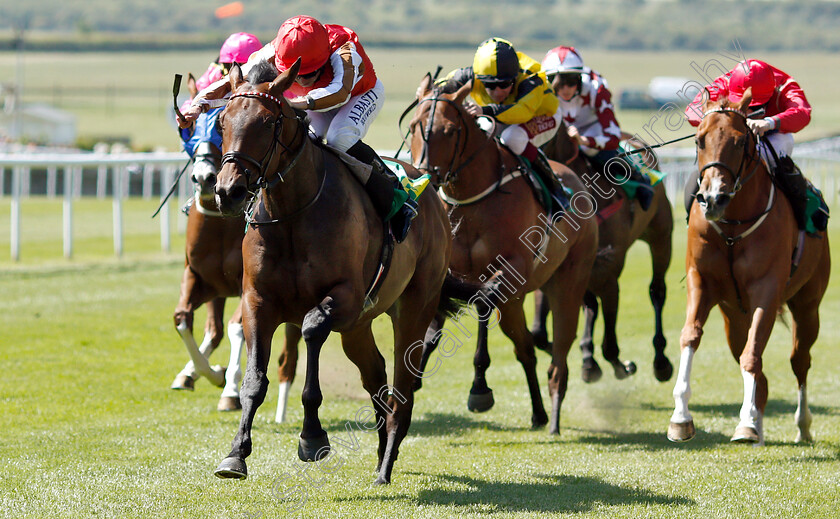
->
736, 86, 753, 112
187, 73, 198, 98
700, 86, 714, 110
229, 62, 245, 91
269, 57, 301, 96
454, 81, 472, 104
417, 73, 433, 100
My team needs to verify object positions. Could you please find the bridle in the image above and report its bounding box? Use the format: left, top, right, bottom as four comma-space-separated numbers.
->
221, 91, 307, 193
697, 107, 763, 198
411, 91, 495, 187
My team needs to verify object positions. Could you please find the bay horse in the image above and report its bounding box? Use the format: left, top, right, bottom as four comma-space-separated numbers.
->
667, 90, 830, 445
410, 76, 598, 433
212, 61, 473, 484
533, 124, 674, 383
170, 73, 304, 418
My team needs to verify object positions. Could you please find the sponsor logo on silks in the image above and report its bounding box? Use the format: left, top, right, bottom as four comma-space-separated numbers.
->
384, 159, 430, 201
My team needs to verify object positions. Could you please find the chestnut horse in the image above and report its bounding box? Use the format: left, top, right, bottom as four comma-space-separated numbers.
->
212, 61, 471, 484
667, 91, 830, 445
534, 124, 674, 383
409, 76, 598, 433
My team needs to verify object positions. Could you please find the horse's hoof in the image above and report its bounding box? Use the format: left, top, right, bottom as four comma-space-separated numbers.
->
653, 358, 674, 382
581, 361, 603, 383
613, 360, 637, 380
298, 433, 330, 462
731, 426, 760, 444
795, 431, 814, 444
170, 374, 195, 391
214, 457, 247, 479
667, 420, 696, 442
374, 475, 390, 485
217, 396, 241, 412
532, 330, 551, 353
467, 390, 495, 413
532, 411, 549, 430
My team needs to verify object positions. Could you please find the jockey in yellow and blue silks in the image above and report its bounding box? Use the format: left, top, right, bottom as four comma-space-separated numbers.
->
436, 38, 568, 213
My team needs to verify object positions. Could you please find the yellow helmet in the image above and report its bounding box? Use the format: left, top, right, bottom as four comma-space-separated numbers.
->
473, 38, 520, 82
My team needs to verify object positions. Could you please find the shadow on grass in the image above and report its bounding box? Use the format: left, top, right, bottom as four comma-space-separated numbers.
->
640, 398, 838, 418
314, 412, 531, 438
392, 472, 694, 514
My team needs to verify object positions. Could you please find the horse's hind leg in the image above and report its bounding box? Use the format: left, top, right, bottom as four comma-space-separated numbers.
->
173, 293, 226, 389
645, 196, 674, 382
414, 312, 446, 392
498, 300, 548, 428
275, 323, 301, 423
468, 310, 495, 413
218, 300, 245, 412
579, 290, 603, 383
599, 277, 638, 380
530, 290, 551, 353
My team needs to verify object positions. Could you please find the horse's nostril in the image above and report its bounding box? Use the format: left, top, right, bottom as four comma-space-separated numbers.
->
717, 194, 731, 205
696, 193, 706, 205
206, 174, 216, 187
229, 185, 248, 203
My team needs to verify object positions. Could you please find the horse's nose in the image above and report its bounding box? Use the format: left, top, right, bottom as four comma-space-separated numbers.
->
714, 193, 731, 207
215, 183, 248, 212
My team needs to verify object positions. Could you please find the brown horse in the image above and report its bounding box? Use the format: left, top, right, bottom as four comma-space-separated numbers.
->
211, 61, 471, 484
533, 124, 674, 383
409, 76, 598, 433
667, 90, 830, 445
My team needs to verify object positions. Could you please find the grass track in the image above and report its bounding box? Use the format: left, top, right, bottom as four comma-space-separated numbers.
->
1, 202, 839, 518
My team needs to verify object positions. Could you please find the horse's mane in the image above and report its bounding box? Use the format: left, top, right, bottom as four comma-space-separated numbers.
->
247, 60, 278, 84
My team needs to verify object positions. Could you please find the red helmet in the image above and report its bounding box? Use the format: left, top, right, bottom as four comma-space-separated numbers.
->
219, 32, 262, 64
728, 60, 776, 107
541, 46, 585, 75
273, 15, 331, 75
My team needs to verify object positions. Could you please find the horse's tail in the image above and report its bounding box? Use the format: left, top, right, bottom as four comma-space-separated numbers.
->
437, 270, 501, 319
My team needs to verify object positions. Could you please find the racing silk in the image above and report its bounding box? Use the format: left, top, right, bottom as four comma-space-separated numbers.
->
439, 52, 559, 125
179, 107, 224, 157
558, 70, 622, 151
685, 61, 811, 133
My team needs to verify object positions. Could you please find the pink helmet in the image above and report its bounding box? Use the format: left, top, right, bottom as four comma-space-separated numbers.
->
273, 15, 331, 75
219, 32, 262, 64
541, 46, 585, 75
728, 60, 776, 107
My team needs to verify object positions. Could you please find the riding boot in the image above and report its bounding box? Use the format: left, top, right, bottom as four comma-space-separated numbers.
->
773, 156, 810, 231
599, 152, 654, 211
525, 145, 570, 214
346, 140, 417, 243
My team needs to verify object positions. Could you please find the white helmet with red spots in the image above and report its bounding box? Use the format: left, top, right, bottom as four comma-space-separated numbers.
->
541, 46, 585, 75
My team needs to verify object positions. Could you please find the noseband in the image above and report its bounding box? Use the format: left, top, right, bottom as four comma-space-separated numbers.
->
221, 91, 306, 193
697, 108, 761, 196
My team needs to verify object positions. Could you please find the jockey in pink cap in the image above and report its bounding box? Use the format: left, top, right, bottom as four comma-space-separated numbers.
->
684, 59, 827, 232
179, 16, 418, 243
541, 46, 654, 210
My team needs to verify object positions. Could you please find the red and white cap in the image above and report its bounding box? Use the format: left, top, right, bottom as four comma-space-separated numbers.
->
541, 46, 585, 75
219, 33, 262, 64
728, 59, 776, 107
273, 15, 331, 75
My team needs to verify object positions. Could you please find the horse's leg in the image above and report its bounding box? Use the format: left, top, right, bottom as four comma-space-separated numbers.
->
579, 290, 603, 383
173, 287, 226, 389
788, 293, 821, 443
218, 300, 245, 411
530, 289, 552, 353
275, 323, 301, 423
645, 195, 674, 382
375, 296, 439, 485
498, 300, 548, 428
599, 277, 638, 380
467, 309, 495, 413
414, 312, 446, 392
338, 324, 389, 478
214, 295, 277, 479
667, 269, 714, 442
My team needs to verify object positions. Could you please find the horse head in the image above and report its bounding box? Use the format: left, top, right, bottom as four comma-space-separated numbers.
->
694, 86, 759, 221
409, 76, 483, 187
190, 131, 222, 201
215, 59, 303, 216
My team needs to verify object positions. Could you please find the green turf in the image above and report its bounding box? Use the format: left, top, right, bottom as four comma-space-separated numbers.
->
1, 200, 839, 517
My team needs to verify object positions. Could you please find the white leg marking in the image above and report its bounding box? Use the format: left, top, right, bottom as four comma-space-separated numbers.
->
176, 321, 225, 386
738, 368, 764, 445
275, 381, 292, 423
795, 384, 813, 443
670, 346, 694, 423
220, 322, 245, 398
176, 333, 215, 380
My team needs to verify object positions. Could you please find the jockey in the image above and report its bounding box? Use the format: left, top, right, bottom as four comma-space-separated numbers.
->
541, 46, 653, 210
180, 16, 418, 243
685, 59, 827, 232
436, 37, 568, 214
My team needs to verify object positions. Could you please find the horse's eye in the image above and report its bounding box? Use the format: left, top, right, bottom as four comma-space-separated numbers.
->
696, 136, 705, 150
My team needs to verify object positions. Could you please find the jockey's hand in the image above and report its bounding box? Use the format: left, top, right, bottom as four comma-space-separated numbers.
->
288, 97, 309, 111
567, 125, 583, 146
465, 103, 483, 118
178, 102, 203, 129
747, 117, 775, 136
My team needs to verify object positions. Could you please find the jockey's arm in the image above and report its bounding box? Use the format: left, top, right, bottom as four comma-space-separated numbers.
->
289, 42, 359, 112
579, 85, 622, 151
484, 74, 547, 125
773, 79, 811, 133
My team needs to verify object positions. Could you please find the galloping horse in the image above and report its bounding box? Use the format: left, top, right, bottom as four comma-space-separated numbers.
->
667, 90, 830, 445
534, 124, 674, 383
212, 61, 470, 484
410, 76, 598, 433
